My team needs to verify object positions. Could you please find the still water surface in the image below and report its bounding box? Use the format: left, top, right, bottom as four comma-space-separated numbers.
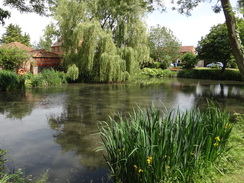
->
0, 78, 244, 182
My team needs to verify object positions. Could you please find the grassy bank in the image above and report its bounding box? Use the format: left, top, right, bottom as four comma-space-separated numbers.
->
210, 113, 244, 183
98, 102, 234, 183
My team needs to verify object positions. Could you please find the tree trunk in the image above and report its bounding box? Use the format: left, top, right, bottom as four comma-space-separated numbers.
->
221, 0, 244, 79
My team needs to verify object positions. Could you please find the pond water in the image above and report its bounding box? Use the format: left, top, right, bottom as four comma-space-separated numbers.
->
0, 78, 244, 182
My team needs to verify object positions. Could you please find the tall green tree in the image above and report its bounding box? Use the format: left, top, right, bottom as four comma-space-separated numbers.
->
51, 0, 152, 82
196, 19, 244, 71
0, 24, 31, 46
196, 23, 232, 71
167, 0, 244, 78
34, 24, 58, 51
148, 24, 181, 69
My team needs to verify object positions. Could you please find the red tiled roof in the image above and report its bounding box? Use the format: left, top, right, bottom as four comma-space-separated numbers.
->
0, 41, 34, 52
180, 46, 195, 53
31, 49, 60, 58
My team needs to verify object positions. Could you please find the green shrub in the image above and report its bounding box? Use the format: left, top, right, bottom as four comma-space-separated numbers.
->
177, 69, 242, 81
0, 70, 25, 91
98, 102, 232, 183
181, 52, 198, 69
30, 69, 67, 87
141, 68, 177, 77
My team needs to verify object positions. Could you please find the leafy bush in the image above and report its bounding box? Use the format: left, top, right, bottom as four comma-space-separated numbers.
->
181, 52, 198, 69
30, 69, 67, 87
98, 102, 232, 182
178, 69, 242, 81
141, 68, 177, 77
0, 70, 25, 91
0, 47, 30, 71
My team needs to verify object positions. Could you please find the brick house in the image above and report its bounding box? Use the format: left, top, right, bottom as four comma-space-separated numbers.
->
51, 40, 63, 57
0, 42, 62, 73
31, 49, 61, 71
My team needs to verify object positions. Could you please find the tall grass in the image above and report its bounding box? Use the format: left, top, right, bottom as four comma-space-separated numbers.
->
30, 69, 67, 87
0, 70, 25, 91
98, 102, 232, 183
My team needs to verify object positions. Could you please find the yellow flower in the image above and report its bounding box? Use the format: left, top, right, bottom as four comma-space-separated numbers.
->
215, 136, 221, 142
138, 169, 143, 173
225, 123, 231, 128
213, 143, 218, 147
134, 165, 138, 169
147, 156, 153, 164
191, 152, 195, 156
166, 165, 170, 169
118, 147, 125, 152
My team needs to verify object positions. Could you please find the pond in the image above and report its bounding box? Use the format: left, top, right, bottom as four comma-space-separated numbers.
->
0, 78, 244, 182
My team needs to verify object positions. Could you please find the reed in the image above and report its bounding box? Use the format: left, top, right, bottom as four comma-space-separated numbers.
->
31, 69, 67, 87
0, 70, 25, 91
97, 102, 232, 182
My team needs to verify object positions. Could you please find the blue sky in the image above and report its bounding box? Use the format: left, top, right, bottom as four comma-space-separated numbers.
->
0, 0, 238, 47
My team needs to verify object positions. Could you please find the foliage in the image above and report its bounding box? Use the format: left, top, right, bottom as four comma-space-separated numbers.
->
0, 148, 49, 183
97, 102, 232, 183
141, 68, 177, 77
167, 0, 244, 81
0, 70, 25, 91
180, 52, 198, 69
177, 68, 242, 81
0, 24, 31, 46
0, 47, 30, 71
0, 149, 6, 173
30, 69, 67, 87
50, 0, 150, 82
237, 0, 244, 16
199, 112, 244, 183
66, 64, 79, 81
148, 24, 181, 69
196, 23, 239, 70
0, 0, 53, 25
34, 24, 58, 51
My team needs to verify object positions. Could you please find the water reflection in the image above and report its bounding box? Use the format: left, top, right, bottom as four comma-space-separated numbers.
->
0, 78, 244, 182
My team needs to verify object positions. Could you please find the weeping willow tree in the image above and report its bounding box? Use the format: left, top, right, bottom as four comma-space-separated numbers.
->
51, 0, 150, 82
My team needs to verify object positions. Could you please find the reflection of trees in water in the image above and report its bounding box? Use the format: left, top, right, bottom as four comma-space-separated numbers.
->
0, 91, 34, 119
195, 83, 244, 113
46, 82, 180, 169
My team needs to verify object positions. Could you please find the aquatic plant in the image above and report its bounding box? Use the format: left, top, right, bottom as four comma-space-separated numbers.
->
97, 102, 232, 182
0, 70, 25, 91
30, 68, 67, 87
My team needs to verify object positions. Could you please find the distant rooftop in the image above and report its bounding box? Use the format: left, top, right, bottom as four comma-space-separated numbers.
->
0, 41, 34, 52
180, 46, 195, 54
